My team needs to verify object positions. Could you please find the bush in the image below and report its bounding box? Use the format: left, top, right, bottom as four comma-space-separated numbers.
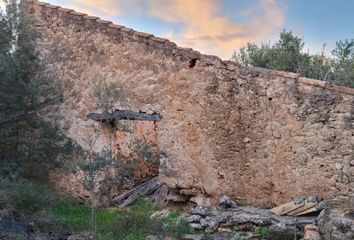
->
1, 178, 55, 215
233, 30, 354, 88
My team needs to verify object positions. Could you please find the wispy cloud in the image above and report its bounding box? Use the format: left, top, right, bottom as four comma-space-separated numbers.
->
68, 0, 120, 15
65, 0, 144, 16
55, 0, 285, 59
148, 0, 284, 58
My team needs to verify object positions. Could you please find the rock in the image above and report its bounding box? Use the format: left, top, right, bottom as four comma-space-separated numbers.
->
192, 206, 219, 217
32, 233, 51, 240
67, 232, 91, 240
151, 209, 171, 219
188, 205, 317, 235
329, 196, 354, 211
243, 137, 252, 143
146, 109, 154, 115
0, 219, 28, 234
146, 235, 159, 240
217, 227, 233, 233
318, 209, 354, 240
268, 224, 302, 240
335, 163, 343, 170
186, 214, 202, 223
181, 234, 204, 240
189, 223, 204, 230
303, 224, 321, 240
218, 195, 237, 209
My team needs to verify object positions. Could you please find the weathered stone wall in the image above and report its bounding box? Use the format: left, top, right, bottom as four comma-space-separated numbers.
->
28, 0, 354, 207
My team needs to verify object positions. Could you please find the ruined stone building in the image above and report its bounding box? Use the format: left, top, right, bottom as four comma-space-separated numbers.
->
28, 0, 354, 208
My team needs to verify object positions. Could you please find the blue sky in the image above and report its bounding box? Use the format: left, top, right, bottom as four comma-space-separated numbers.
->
46, 0, 354, 59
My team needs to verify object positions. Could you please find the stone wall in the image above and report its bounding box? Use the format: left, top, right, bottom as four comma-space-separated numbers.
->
28, 0, 354, 208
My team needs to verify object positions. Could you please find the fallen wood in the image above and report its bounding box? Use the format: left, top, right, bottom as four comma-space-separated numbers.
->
271, 196, 324, 216
151, 184, 169, 204
87, 110, 162, 122
287, 201, 317, 216
270, 200, 305, 216
112, 177, 161, 207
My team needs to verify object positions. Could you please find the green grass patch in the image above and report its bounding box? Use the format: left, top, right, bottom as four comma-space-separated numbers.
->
50, 201, 91, 230
49, 201, 122, 232
1, 178, 197, 240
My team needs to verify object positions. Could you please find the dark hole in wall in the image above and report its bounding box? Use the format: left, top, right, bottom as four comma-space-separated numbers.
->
189, 58, 198, 68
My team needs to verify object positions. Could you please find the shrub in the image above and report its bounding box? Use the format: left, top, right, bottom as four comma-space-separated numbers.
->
1, 178, 55, 215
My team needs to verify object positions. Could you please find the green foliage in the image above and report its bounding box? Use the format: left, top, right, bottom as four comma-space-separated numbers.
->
48, 200, 121, 232
254, 227, 269, 240
234, 30, 306, 73
0, 178, 55, 215
233, 30, 354, 88
231, 234, 245, 240
0, 0, 62, 180
331, 39, 354, 88
50, 201, 91, 230
0, 183, 194, 240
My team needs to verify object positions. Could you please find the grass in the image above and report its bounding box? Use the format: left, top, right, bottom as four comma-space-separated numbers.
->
1, 178, 196, 240
254, 226, 269, 240
49, 201, 91, 230
112, 198, 196, 240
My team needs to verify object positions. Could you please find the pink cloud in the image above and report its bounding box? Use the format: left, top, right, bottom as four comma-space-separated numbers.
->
149, 0, 285, 59
54, 0, 285, 59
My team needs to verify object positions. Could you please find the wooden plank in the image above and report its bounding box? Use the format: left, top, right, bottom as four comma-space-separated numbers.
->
151, 184, 169, 204
112, 177, 161, 207
270, 201, 305, 216
287, 202, 317, 216
295, 206, 317, 216
87, 110, 162, 122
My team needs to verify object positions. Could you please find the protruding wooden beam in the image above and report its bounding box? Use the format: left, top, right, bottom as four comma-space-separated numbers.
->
87, 110, 162, 122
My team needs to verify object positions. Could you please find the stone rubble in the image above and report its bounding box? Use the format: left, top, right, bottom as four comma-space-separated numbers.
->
317, 208, 354, 240
186, 205, 317, 237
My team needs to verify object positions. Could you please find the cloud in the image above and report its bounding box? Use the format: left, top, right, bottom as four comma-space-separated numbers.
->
148, 0, 284, 59
56, 0, 285, 59
68, 0, 120, 16
65, 0, 144, 16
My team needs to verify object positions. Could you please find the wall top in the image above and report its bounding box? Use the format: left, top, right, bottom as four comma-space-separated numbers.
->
27, 0, 354, 96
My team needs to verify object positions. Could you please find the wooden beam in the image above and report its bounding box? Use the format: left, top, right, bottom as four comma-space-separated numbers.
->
112, 177, 161, 207
87, 110, 162, 122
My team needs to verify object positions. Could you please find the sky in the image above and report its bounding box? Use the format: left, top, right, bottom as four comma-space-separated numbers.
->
45, 0, 354, 59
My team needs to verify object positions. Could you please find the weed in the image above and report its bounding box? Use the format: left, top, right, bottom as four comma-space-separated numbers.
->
50, 201, 91, 230
255, 226, 269, 240
231, 234, 245, 240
